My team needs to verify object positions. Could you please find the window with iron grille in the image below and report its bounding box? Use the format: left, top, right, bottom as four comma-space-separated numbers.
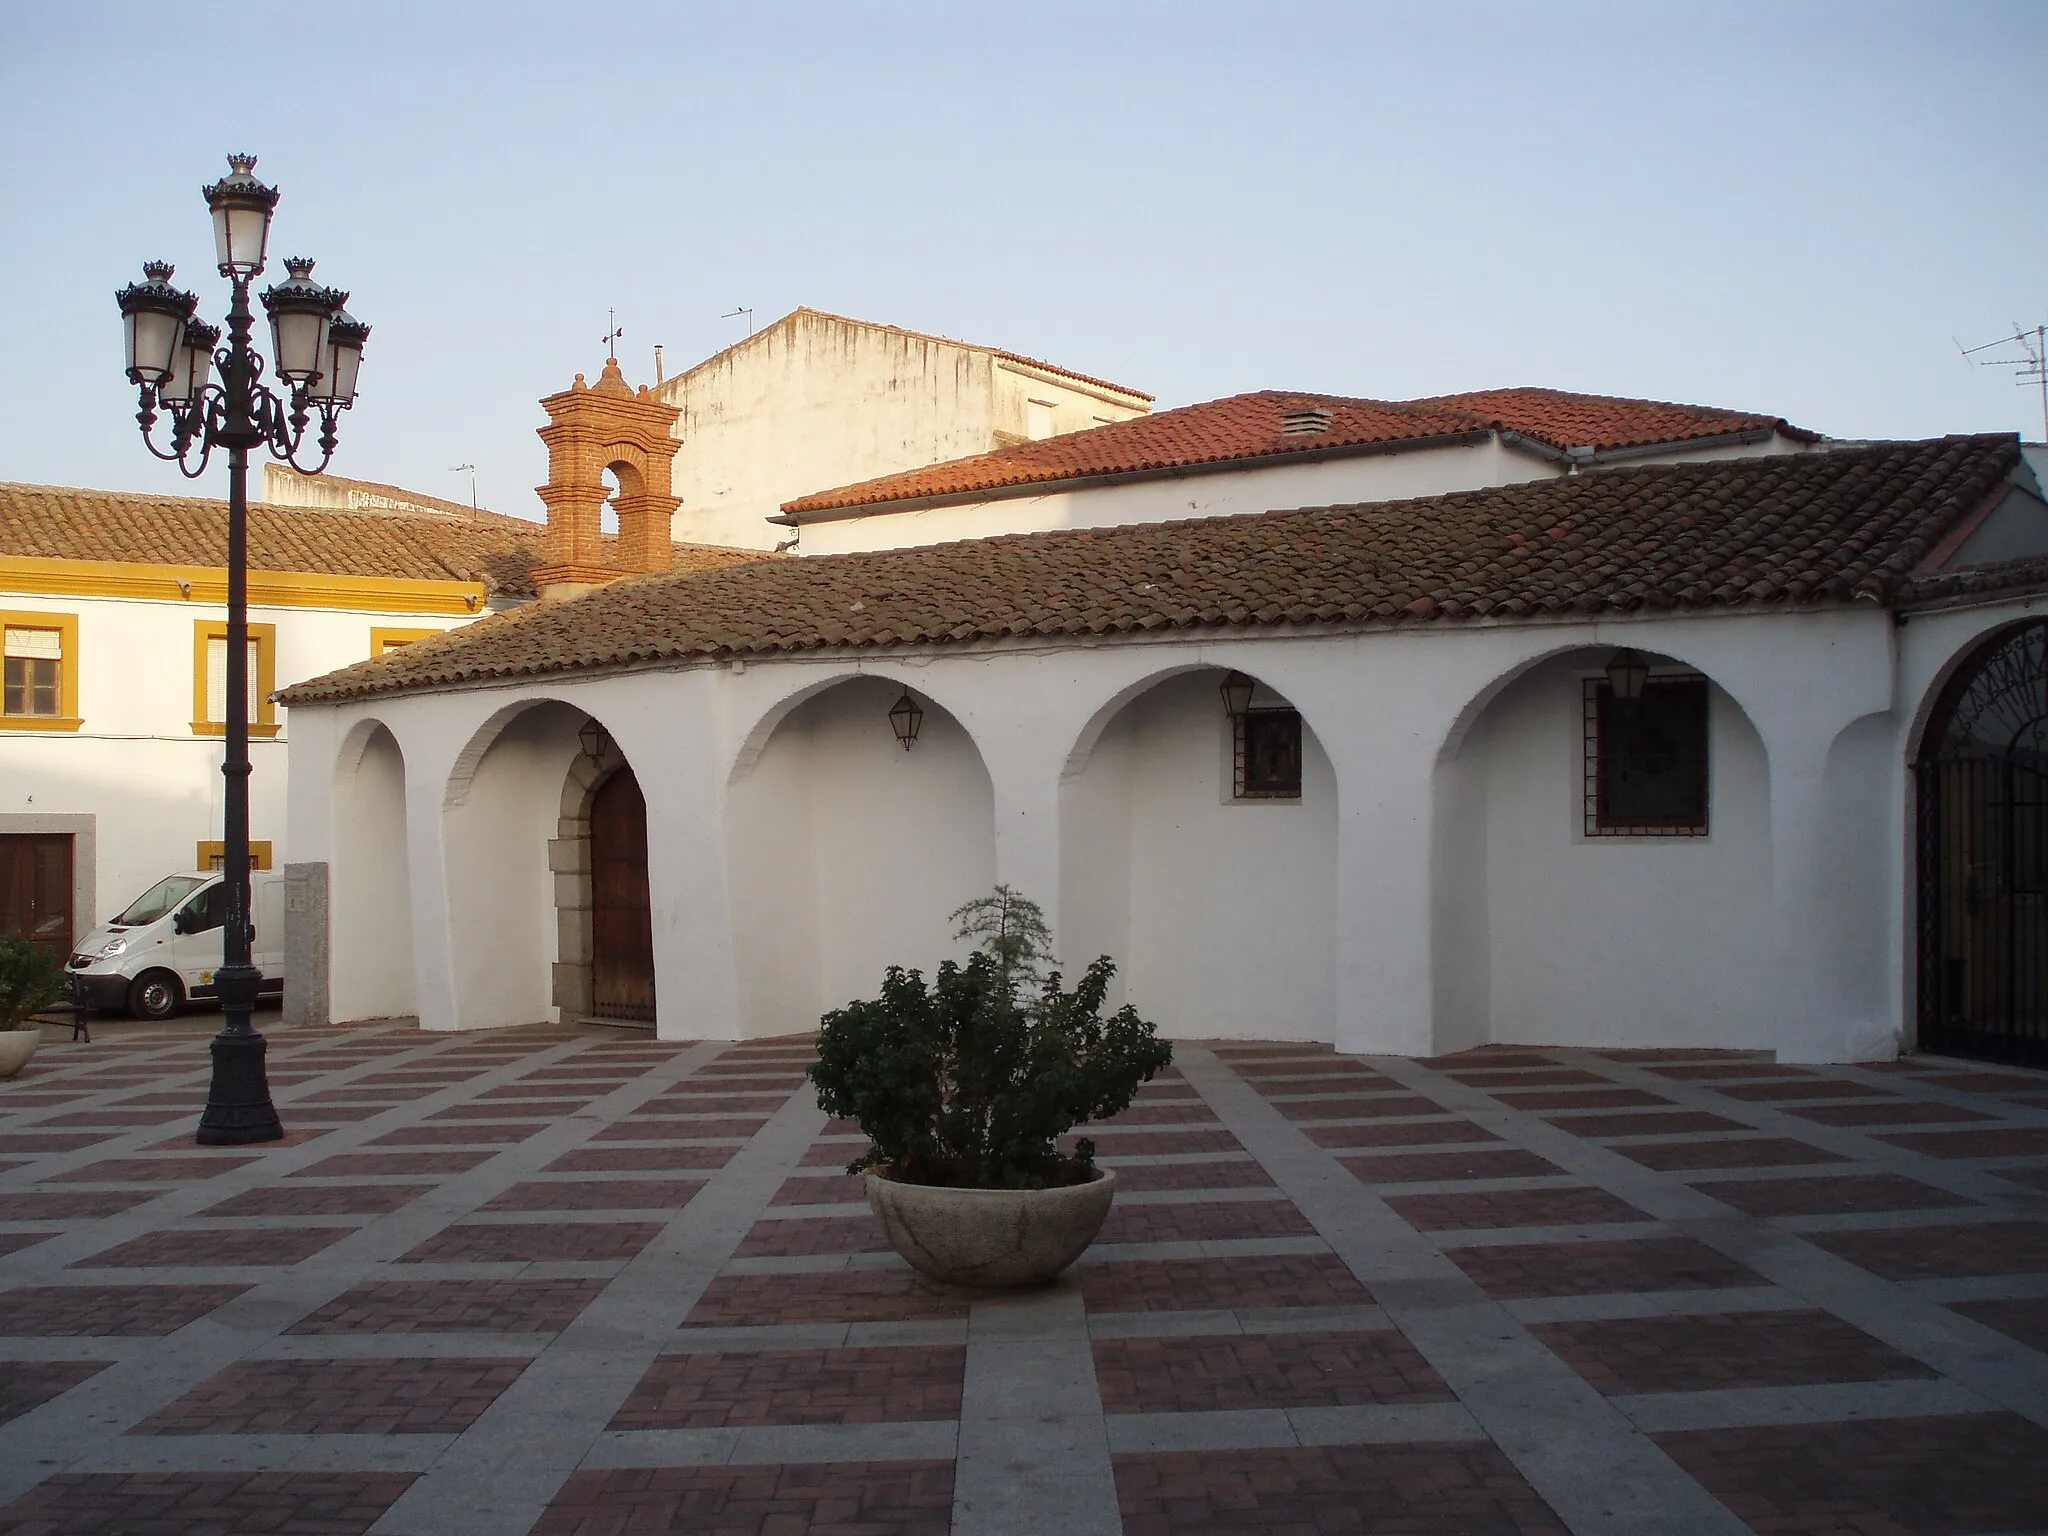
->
3, 627, 62, 717
1583, 676, 1708, 836
1235, 708, 1303, 799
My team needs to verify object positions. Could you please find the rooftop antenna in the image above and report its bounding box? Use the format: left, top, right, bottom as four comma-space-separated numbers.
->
1959, 322, 2048, 440
601, 309, 624, 363
722, 305, 754, 337
448, 464, 477, 510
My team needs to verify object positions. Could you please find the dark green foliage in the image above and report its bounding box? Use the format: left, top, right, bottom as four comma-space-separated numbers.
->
0, 936, 62, 1032
808, 887, 1172, 1189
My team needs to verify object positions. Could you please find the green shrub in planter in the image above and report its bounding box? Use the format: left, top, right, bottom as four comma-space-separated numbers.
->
809, 886, 1172, 1190
0, 936, 62, 1032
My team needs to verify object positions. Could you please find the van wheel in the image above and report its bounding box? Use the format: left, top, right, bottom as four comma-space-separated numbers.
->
127, 971, 184, 1021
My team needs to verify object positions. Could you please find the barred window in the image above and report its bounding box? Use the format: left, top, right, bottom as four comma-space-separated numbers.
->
1584, 676, 1709, 836
1235, 709, 1303, 799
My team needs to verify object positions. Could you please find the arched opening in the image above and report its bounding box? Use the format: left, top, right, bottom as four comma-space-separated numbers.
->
1915, 620, 2048, 1064
589, 766, 655, 1023
330, 722, 414, 1022
1060, 668, 1337, 1040
724, 675, 996, 1035
1434, 647, 1773, 1051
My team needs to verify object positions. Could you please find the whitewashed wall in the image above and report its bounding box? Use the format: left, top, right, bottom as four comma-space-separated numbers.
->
285, 593, 2048, 1059
328, 722, 415, 1022
0, 588, 470, 929
790, 432, 1807, 557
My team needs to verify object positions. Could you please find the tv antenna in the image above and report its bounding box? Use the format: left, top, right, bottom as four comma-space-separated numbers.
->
1960, 322, 2048, 440
722, 305, 754, 337
448, 463, 477, 511
601, 309, 624, 362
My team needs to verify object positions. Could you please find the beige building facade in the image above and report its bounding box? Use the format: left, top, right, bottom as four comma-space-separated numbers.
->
657, 309, 1152, 549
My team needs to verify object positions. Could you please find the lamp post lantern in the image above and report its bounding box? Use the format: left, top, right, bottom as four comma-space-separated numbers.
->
117, 154, 369, 1145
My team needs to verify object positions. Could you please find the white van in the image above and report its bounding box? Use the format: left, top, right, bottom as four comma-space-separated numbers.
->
64, 870, 286, 1020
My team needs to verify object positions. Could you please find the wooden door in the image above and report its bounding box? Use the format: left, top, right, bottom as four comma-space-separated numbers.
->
590, 768, 656, 1022
0, 834, 73, 960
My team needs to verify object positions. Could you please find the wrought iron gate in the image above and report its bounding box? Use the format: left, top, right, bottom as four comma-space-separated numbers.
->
1917, 621, 2048, 1064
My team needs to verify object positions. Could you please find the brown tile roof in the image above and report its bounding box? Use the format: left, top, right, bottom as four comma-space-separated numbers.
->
280, 436, 2025, 707
779, 387, 1814, 518
0, 483, 767, 601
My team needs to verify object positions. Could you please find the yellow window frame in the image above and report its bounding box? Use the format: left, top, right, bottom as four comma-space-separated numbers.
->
196, 840, 274, 871
192, 620, 281, 738
0, 610, 82, 732
370, 626, 438, 656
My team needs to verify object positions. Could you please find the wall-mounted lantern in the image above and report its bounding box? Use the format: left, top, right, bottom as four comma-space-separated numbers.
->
1219, 670, 1256, 721
1605, 648, 1650, 700
578, 716, 613, 765
887, 689, 924, 750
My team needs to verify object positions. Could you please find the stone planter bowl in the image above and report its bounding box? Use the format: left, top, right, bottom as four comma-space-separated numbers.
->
0, 1027, 41, 1081
866, 1167, 1116, 1289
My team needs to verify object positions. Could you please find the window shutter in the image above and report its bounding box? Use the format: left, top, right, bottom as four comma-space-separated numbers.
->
204, 637, 260, 722
4, 628, 61, 659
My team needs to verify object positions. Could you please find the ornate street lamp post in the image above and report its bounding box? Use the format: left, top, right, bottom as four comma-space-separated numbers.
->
116, 154, 369, 1145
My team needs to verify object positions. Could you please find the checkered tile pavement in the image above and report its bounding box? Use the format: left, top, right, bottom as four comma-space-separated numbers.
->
5, 1021, 2048, 1532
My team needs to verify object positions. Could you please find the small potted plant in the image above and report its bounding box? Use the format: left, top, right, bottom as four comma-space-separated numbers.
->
0, 936, 62, 1080
809, 886, 1172, 1288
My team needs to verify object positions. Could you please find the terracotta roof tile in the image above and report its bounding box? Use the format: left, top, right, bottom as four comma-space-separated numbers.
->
780, 387, 1810, 517
280, 436, 2024, 707
0, 482, 767, 600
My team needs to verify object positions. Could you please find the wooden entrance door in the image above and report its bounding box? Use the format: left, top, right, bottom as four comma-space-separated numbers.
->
590, 768, 656, 1022
0, 834, 73, 960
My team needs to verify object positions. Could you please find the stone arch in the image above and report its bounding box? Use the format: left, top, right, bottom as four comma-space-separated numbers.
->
1431, 642, 1775, 1052
724, 675, 997, 1035
726, 666, 990, 786
329, 719, 414, 1023
547, 720, 646, 1021
1059, 663, 1337, 1039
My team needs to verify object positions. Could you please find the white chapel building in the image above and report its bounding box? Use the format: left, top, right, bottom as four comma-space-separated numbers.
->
275, 363, 2048, 1065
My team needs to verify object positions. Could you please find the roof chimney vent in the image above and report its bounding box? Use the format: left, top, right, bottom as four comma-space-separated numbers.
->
1281, 406, 1333, 436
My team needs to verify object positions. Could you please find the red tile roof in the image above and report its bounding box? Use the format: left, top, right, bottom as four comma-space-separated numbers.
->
779, 388, 1814, 518
0, 483, 768, 601
280, 436, 2023, 707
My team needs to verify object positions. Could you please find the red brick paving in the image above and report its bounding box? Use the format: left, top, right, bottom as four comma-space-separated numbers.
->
1310, 1119, 1499, 1149
364, 1122, 546, 1146
0, 1361, 109, 1426
1692, 1172, 1975, 1217
1069, 1129, 1245, 1157
546, 1143, 735, 1173
688, 1269, 971, 1326
1078, 1253, 1372, 1313
1492, 1087, 1674, 1110
1810, 1220, 2048, 1280
610, 1346, 965, 1428
1093, 1330, 1453, 1412
1949, 1295, 2048, 1354
1654, 1413, 2048, 1535
1340, 1147, 1565, 1184
289, 1277, 608, 1334
288, 1150, 494, 1178
395, 1220, 662, 1265
1114, 1444, 1569, 1535
1109, 1159, 1278, 1192
1712, 1079, 1899, 1102
199, 1183, 428, 1217
1096, 1197, 1315, 1244
1785, 1099, 1993, 1126
1929, 1071, 2048, 1094
534, 1462, 954, 1536
1617, 1137, 1848, 1171
1453, 1068, 1612, 1088
76, 1225, 354, 1268
1447, 1237, 1765, 1299
1273, 1094, 1414, 1121
132, 1356, 529, 1435
483, 1177, 706, 1212
594, 1115, 766, 1140
1385, 1186, 1649, 1231
0, 1284, 251, 1336
1094, 1101, 1222, 1127
0, 1190, 150, 1221
1548, 1114, 1744, 1138
1646, 1062, 1810, 1081
769, 1171, 865, 1206
1881, 1126, 2048, 1159
0, 1471, 418, 1534
735, 1214, 893, 1257
48, 1154, 259, 1182
1533, 1309, 1936, 1394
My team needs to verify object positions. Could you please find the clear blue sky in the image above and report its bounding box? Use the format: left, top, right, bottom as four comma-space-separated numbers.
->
3, 1, 2043, 522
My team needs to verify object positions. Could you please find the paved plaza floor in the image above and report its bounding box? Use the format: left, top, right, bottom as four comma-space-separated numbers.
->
4, 1020, 2048, 1533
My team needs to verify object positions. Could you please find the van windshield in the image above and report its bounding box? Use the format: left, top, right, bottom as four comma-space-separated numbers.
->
113, 876, 211, 928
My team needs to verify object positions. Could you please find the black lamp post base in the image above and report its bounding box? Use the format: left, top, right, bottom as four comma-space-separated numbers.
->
196, 1023, 283, 1145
